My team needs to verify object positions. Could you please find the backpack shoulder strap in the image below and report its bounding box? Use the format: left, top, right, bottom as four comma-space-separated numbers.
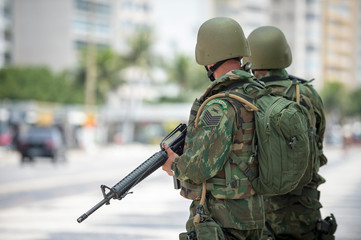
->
221, 78, 265, 91
195, 93, 259, 127
262, 76, 300, 103
260, 76, 288, 83
289, 74, 311, 84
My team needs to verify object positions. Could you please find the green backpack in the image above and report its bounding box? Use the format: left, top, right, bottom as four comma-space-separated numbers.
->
250, 92, 313, 195
259, 75, 323, 193
221, 81, 314, 196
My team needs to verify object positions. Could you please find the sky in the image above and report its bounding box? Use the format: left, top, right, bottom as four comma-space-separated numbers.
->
152, 0, 208, 59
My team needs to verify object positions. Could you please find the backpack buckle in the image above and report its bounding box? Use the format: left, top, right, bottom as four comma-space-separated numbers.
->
244, 168, 256, 181
289, 136, 297, 149
231, 179, 240, 188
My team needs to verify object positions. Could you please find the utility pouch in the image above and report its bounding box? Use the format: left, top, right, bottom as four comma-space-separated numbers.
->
316, 213, 337, 240
179, 231, 196, 240
195, 219, 225, 240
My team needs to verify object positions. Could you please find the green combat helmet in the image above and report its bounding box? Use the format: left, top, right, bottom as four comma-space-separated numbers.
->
244, 26, 292, 70
195, 17, 250, 66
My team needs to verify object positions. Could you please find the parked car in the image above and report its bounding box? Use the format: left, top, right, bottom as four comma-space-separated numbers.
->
18, 126, 66, 163
0, 125, 12, 147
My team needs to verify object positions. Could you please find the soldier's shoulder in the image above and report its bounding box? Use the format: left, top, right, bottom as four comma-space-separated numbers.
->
206, 98, 229, 109
200, 98, 235, 127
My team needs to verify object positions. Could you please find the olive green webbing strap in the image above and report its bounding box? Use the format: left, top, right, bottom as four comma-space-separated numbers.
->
287, 79, 300, 103
195, 93, 259, 125
193, 182, 206, 226
264, 77, 300, 103
295, 82, 300, 103
229, 152, 257, 181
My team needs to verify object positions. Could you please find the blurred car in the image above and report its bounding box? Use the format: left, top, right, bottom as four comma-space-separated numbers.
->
18, 126, 66, 163
0, 125, 12, 147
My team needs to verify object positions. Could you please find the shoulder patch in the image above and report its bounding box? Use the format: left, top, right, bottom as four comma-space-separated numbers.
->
201, 104, 224, 127
206, 99, 228, 109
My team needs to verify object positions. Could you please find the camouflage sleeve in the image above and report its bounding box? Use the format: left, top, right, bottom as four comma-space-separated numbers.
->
304, 84, 326, 141
303, 84, 328, 167
173, 99, 236, 184
313, 91, 326, 141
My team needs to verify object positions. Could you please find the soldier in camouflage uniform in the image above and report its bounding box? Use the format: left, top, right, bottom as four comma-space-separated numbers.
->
162, 17, 265, 240
245, 26, 336, 240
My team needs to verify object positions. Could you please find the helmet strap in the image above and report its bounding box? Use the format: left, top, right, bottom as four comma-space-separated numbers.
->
205, 58, 242, 82
205, 59, 227, 82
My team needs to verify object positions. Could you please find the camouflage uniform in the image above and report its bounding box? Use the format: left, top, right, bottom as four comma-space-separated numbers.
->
255, 69, 327, 240
173, 69, 265, 240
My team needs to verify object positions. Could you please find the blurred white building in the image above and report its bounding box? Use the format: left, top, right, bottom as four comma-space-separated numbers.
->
0, 0, 11, 67
11, 0, 153, 72
359, 1, 361, 85
209, 0, 323, 87
6, 0, 361, 88
322, 0, 360, 89
3, 0, 361, 144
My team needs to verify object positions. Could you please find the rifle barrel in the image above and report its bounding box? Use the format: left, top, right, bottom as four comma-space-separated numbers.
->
77, 194, 113, 223
76, 123, 186, 223
77, 150, 168, 223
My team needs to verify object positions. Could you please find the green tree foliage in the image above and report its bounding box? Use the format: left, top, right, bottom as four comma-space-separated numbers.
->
76, 47, 127, 104
0, 66, 83, 103
97, 48, 127, 99
125, 28, 155, 71
163, 53, 209, 102
0, 29, 157, 105
348, 88, 361, 116
74, 29, 155, 104
320, 81, 347, 115
320, 81, 361, 117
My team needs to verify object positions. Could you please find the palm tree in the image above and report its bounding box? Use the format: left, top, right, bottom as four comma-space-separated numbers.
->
165, 53, 209, 102
75, 47, 127, 104
123, 28, 159, 81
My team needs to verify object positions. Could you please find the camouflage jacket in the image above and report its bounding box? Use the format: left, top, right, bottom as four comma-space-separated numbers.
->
173, 69, 265, 230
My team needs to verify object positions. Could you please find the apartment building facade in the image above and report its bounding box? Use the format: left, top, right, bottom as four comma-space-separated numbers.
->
6, 0, 361, 88
322, 0, 360, 88
211, 0, 360, 89
11, 0, 152, 72
0, 0, 11, 67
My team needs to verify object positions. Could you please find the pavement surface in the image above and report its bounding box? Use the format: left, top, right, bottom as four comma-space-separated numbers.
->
0, 143, 360, 240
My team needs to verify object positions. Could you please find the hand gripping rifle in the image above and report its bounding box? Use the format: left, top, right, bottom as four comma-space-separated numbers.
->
77, 123, 186, 223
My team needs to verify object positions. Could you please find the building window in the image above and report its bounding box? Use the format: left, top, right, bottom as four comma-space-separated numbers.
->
306, 12, 317, 21
306, 0, 316, 4
306, 44, 316, 52
73, 18, 111, 36
75, 0, 110, 15
329, 2, 350, 17
74, 40, 109, 51
246, 5, 263, 12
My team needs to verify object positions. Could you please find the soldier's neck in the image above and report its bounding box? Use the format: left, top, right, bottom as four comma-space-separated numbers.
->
213, 59, 241, 79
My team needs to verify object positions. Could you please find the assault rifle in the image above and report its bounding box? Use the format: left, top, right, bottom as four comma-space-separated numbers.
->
77, 123, 187, 223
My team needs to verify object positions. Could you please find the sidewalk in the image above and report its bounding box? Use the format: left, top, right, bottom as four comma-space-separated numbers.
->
319, 145, 361, 240
1, 144, 360, 240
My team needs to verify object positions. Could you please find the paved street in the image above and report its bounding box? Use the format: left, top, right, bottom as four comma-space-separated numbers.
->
318, 145, 361, 240
0, 144, 360, 240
